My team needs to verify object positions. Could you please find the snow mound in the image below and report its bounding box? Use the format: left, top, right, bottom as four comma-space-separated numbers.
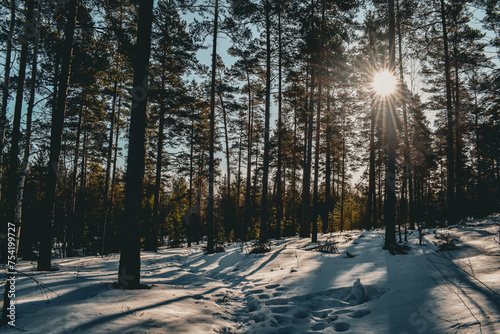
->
345, 278, 367, 305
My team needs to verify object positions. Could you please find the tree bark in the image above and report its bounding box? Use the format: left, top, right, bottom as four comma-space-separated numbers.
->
312, 0, 325, 242
207, 0, 219, 254
301, 65, 314, 238
146, 78, 166, 252
38, 0, 78, 271
368, 93, 376, 230
0, 0, 16, 203
105, 94, 122, 254
324, 85, 331, 234
2, 0, 38, 325
117, 0, 154, 288
397, 0, 412, 230
260, 0, 272, 244
68, 90, 85, 258
440, 0, 455, 225
291, 104, 298, 235
276, 2, 283, 240
188, 114, 195, 247
237, 110, 243, 208
384, 0, 397, 249
340, 137, 345, 232
7, 0, 35, 227
15, 0, 40, 255
219, 93, 231, 199
244, 72, 253, 241
102, 80, 118, 255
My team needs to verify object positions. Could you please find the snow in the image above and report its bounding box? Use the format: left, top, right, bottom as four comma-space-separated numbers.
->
1, 215, 500, 333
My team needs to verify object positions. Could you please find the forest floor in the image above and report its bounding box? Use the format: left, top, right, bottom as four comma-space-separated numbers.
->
1, 215, 500, 334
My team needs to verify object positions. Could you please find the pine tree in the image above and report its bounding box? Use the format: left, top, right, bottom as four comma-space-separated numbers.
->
117, 0, 154, 289
38, 0, 78, 271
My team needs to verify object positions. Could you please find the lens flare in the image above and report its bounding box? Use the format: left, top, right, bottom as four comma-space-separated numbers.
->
372, 70, 397, 96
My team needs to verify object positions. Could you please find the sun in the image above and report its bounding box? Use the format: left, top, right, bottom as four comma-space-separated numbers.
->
372, 70, 398, 96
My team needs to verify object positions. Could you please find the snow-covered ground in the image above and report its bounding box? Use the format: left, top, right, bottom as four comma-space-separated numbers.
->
1, 215, 500, 333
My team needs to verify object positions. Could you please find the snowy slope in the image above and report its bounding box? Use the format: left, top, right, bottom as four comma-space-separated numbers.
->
1, 215, 499, 333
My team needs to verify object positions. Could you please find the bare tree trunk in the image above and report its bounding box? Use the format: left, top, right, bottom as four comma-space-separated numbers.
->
276, 2, 283, 240
384, 0, 397, 249
397, 0, 412, 231
2, 0, 38, 325
367, 24, 378, 231
102, 80, 118, 255
80, 129, 88, 244
312, 0, 326, 242
244, 73, 253, 241
7, 0, 35, 227
260, 0, 272, 244
15, 0, 40, 254
440, 0, 455, 225
207, 0, 219, 254
219, 93, 231, 199
68, 89, 85, 257
117, 0, 154, 288
453, 54, 463, 220
196, 150, 205, 245
340, 137, 345, 232
301, 66, 314, 238
146, 77, 166, 252
291, 105, 298, 235
237, 111, 243, 208
38, 0, 78, 271
368, 94, 376, 230
0, 0, 16, 203
105, 94, 122, 254
188, 115, 195, 247
324, 84, 331, 234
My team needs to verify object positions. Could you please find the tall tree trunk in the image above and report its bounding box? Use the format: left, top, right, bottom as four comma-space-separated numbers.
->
367, 23, 378, 231
15, 0, 40, 254
244, 73, 253, 241
117, 0, 154, 288
312, 0, 325, 242
340, 137, 345, 232
397, 0, 412, 230
368, 94, 376, 230
275, 2, 283, 240
0, 0, 16, 203
68, 89, 85, 257
146, 78, 166, 252
291, 104, 298, 235
102, 80, 118, 255
38, 0, 78, 271
324, 86, 331, 233
384, 0, 397, 249
301, 65, 315, 238
237, 111, 243, 208
196, 150, 205, 245
260, 0, 272, 244
80, 130, 88, 246
7, 0, 35, 227
472, 83, 483, 211
106, 94, 122, 254
188, 114, 195, 247
454, 56, 462, 220
207, 0, 219, 254
219, 93, 231, 199
2, 0, 38, 325
440, 0, 455, 225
